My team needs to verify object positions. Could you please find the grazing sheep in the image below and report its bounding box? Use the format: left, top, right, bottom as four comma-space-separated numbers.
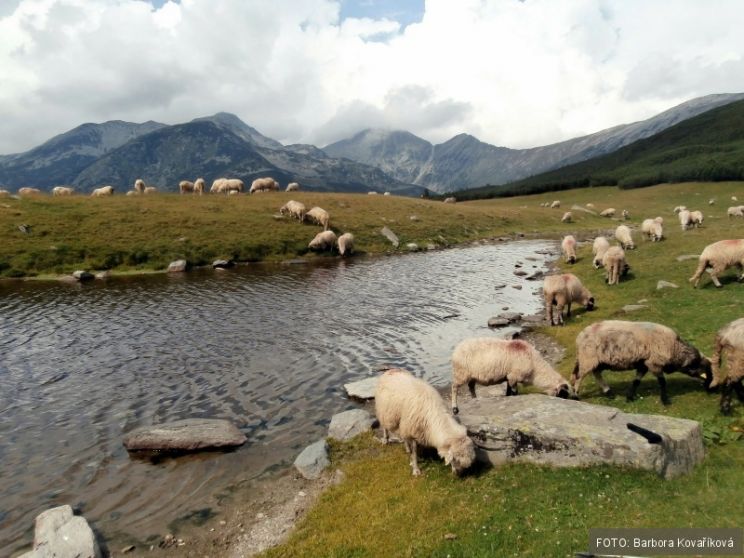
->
592, 236, 610, 268
376, 368, 475, 477
126, 190, 137, 196
0, 189, 10, 197
91, 186, 114, 197
678, 209, 692, 230
143, 186, 158, 194
602, 246, 626, 285
337, 232, 354, 256
561, 211, 572, 223
305, 206, 330, 230
641, 218, 663, 242
193, 178, 206, 195
622, 209, 630, 220
225, 179, 244, 194
689, 210, 704, 227
709, 318, 744, 414
308, 230, 337, 251
384, 192, 391, 196
52, 186, 74, 196
550, 200, 561, 208
286, 182, 300, 192
543, 273, 594, 326
727, 206, 744, 218
709, 198, 716, 205
211, 178, 227, 193
18, 187, 42, 196
673, 205, 687, 214
572, 320, 711, 404
451, 338, 573, 414
179, 180, 194, 194
443, 197, 456, 203
250, 177, 279, 194
600, 208, 615, 217
368, 191, 379, 196
614, 225, 634, 250
689, 239, 744, 288
134, 179, 145, 194
561, 235, 577, 264
279, 200, 306, 221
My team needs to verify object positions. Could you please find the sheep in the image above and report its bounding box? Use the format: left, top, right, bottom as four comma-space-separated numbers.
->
641, 218, 663, 242
689, 210, 704, 227
654, 216, 664, 225
305, 206, 330, 230
143, 186, 158, 194
250, 177, 279, 193
193, 178, 205, 195
622, 209, 630, 220
561, 235, 577, 264
673, 205, 687, 214
384, 192, 391, 196
451, 338, 573, 414
126, 190, 137, 196
592, 236, 610, 268
134, 179, 145, 194
614, 225, 634, 250
600, 208, 615, 217
561, 211, 572, 223
602, 246, 626, 285
709, 318, 744, 414
337, 232, 354, 256
678, 209, 692, 230
689, 239, 744, 288
52, 186, 74, 196
286, 182, 300, 192
709, 198, 716, 205
727, 206, 744, 218
733, 196, 739, 202
210, 178, 227, 193
571, 320, 711, 405
223, 178, 244, 194
308, 230, 337, 251
550, 200, 561, 208
91, 186, 114, 197
376, 368, 475, 477
179, 180, 194, 194
443, 197, 456, 203
18, 187, 42, 196
279, 200, 306, 221
0, 189, 10, 197
543, 273, 594, 326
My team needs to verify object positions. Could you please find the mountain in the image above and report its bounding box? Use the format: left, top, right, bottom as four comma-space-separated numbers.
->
0, 120, 165, 188
191, 112, 284, 150
458, 98, 744, 199
324, 93, 744, 193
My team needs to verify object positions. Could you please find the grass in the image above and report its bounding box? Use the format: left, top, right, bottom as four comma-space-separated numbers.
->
257, 181, 744, 557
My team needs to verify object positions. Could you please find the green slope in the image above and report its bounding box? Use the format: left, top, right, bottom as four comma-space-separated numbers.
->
457, 98, 744, 200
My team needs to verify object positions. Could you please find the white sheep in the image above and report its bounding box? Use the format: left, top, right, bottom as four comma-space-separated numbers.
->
572, 320, 711, 404
18, 187, 42, 196
561, 235, 577, 264
543, 273, 594, 326
592, 236, 610, 268
600, 208, 615, 217
709, 318, 744, 414
451, 338, 573, 414
689, 210, 704, 227
134, 179, 145, 194
443, 197, 456, 203
614, 225, 634, 250
602, 246, 626, 285
561, 211, 572, 223
337, 232, 354, 256
279, 200, 306, 221
689, 239, 744, 288
250, 177, 279, 194
733, 196, 739, 202
179, 180, 194, 194
286, 182, 300, 192
384, 192, 391, 196
678, 209, 692, 230
727, 206, 744, 218
550, 200, 561, 208
91, 186, 114, 197
126, 190, 137, 196
52, 186, 74, 196
709, 198, 716, 206
144, 186, 158, 194
210, 178, 227, 193
308, 230, 337, 251
368, 191, 379, 196
376, 368, 475, 477
194, 178, 206, 195
305, 206, 330, 230
641, 218, 663, 242
654, 216, 664, 225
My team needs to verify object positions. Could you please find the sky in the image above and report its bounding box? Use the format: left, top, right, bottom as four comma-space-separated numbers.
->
2, 0, 744, 154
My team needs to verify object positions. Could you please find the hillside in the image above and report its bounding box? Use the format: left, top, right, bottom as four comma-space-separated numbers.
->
458, 98, 744, 199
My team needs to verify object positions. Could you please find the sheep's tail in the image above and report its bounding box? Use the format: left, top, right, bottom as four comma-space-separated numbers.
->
709, 335, 725, 389
689, 257, 708, 285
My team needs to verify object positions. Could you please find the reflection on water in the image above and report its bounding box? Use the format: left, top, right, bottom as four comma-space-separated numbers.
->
0, 241, 555, 552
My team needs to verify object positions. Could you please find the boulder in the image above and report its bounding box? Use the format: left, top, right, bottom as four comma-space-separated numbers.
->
487, 317, 510, 328
94, 271, 111, 280
212, 259, 235, 269
657, 280, 679, 290
167, 259, 188, 273
294, 439, 329, 480
622, 304, 648, 312
344, 377, 378, 400
380, 226, 399, 248
123, 419, 246, 452
19, 505, 101, 558
72, 270, 94, 282
328, 409, 375, 441
498, 312, 522, 323
511, 285, 523, 290
458, 394, 704, 478
513, 270, 528, 276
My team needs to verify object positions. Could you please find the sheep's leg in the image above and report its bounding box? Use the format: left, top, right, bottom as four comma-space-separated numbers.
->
468, 379, 477, 399
626, 365, 648, 401
506, 382, 519, 396
409, 440, 421, 476
592, 370, 613, 397
380, 428, 390, 445
546, 299, 554, 325
451, 383, 460, 414
721, 380, 734, 415
565, 301, 572, 319
403, 439, 412, 454
707, 263, 725, 288
657, 374, 671, 405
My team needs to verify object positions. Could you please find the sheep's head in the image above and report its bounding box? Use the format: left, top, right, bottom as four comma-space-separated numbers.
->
585, 296, 595, 311
441, 436, 476, 475
550, 382, 576, 400
681, 349, 712, 387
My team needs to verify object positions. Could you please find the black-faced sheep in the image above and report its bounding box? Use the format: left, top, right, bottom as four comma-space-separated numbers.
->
376, 368, 475, 477
543, 273, 594, 326
572, 320, 711, 405
689, 239, 744, 288
592, 236, 610, 268
614, 225, 634, 250
451, 338, 573, 414
709, 318, 744, 414
561, 235, 577, 264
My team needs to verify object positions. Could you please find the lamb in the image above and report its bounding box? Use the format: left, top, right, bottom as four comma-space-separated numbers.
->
689, 210, 704, 227
600, 208, 615, 217
614, 225, 634, 250
52, 186, 74, 196
451, 338, 573, 414
376, 368, 475, 477
250, 177, 279, 193
571, 320, 711, 405
602, 246, 626, 285
709, 318, 744, 414
18, 187, 42, 196
550, 200, 561, 208
193, 178, 206, 195
678, 209, 692, 230
143, 186, 158, 194
673, 205, 687, 214
689, 239, 744, 288
561, 235, 577, 264
337, 232, 354, 256
561, 211, 572, 223
179, 180, 194, 194
279, 200, 306, 221
308, 230, 337, 251
91, 186, 114, 196
543, 273, 594, 326
443, 197, 456, 203
134, 179, 145, 194
304, 206, 330, 230
727, 206, 744, 218
592, 236, 610, 268
286, 182, 300, 192
641, 218, 663, 242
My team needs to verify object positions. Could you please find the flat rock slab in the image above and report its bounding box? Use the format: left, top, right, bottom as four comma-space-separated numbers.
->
657, 280, 679, 290
123, 419, 246, 452
458, 394, 703, 478
294, 439, 329, 480
328, 409, 375, 441
622, 304, 648, 312
380, 226, 399, 248
19, 504, 101, 558
344, 377, 378, 400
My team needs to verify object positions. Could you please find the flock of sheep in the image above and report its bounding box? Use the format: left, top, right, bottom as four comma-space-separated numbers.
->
376, 196, 744, 477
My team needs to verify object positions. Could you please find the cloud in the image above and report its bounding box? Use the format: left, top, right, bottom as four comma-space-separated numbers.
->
1, 0, 744, 154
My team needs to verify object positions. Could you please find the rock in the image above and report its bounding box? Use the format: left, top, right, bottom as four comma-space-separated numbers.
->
168, 259, 188, 273
95, 271, 111, 280
622, 304, 648, 312
458, 394, 703, 479
494, 284, 506, 289
19, 504, 101, 558
380, 226, 399, 248
72, 270, 94, 282
294, 439, 329, 480
513, 270, 528, 276
487, 317, 510, 328
406, 243, 419, 252
499, 312, 522, 323
426, 243, 437, 251
123, 419, 246, 452
511, 285, 523, 290
525, 270, 545, 281
328, 409, 374, 441
212, 259, 235, 269
676, 254, 699, 262
657, 280, 679, 290
121, 545, 136, 553
344, 377, 378, 400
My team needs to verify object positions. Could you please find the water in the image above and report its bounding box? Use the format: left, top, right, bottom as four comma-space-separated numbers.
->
0, 241, 555, 552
